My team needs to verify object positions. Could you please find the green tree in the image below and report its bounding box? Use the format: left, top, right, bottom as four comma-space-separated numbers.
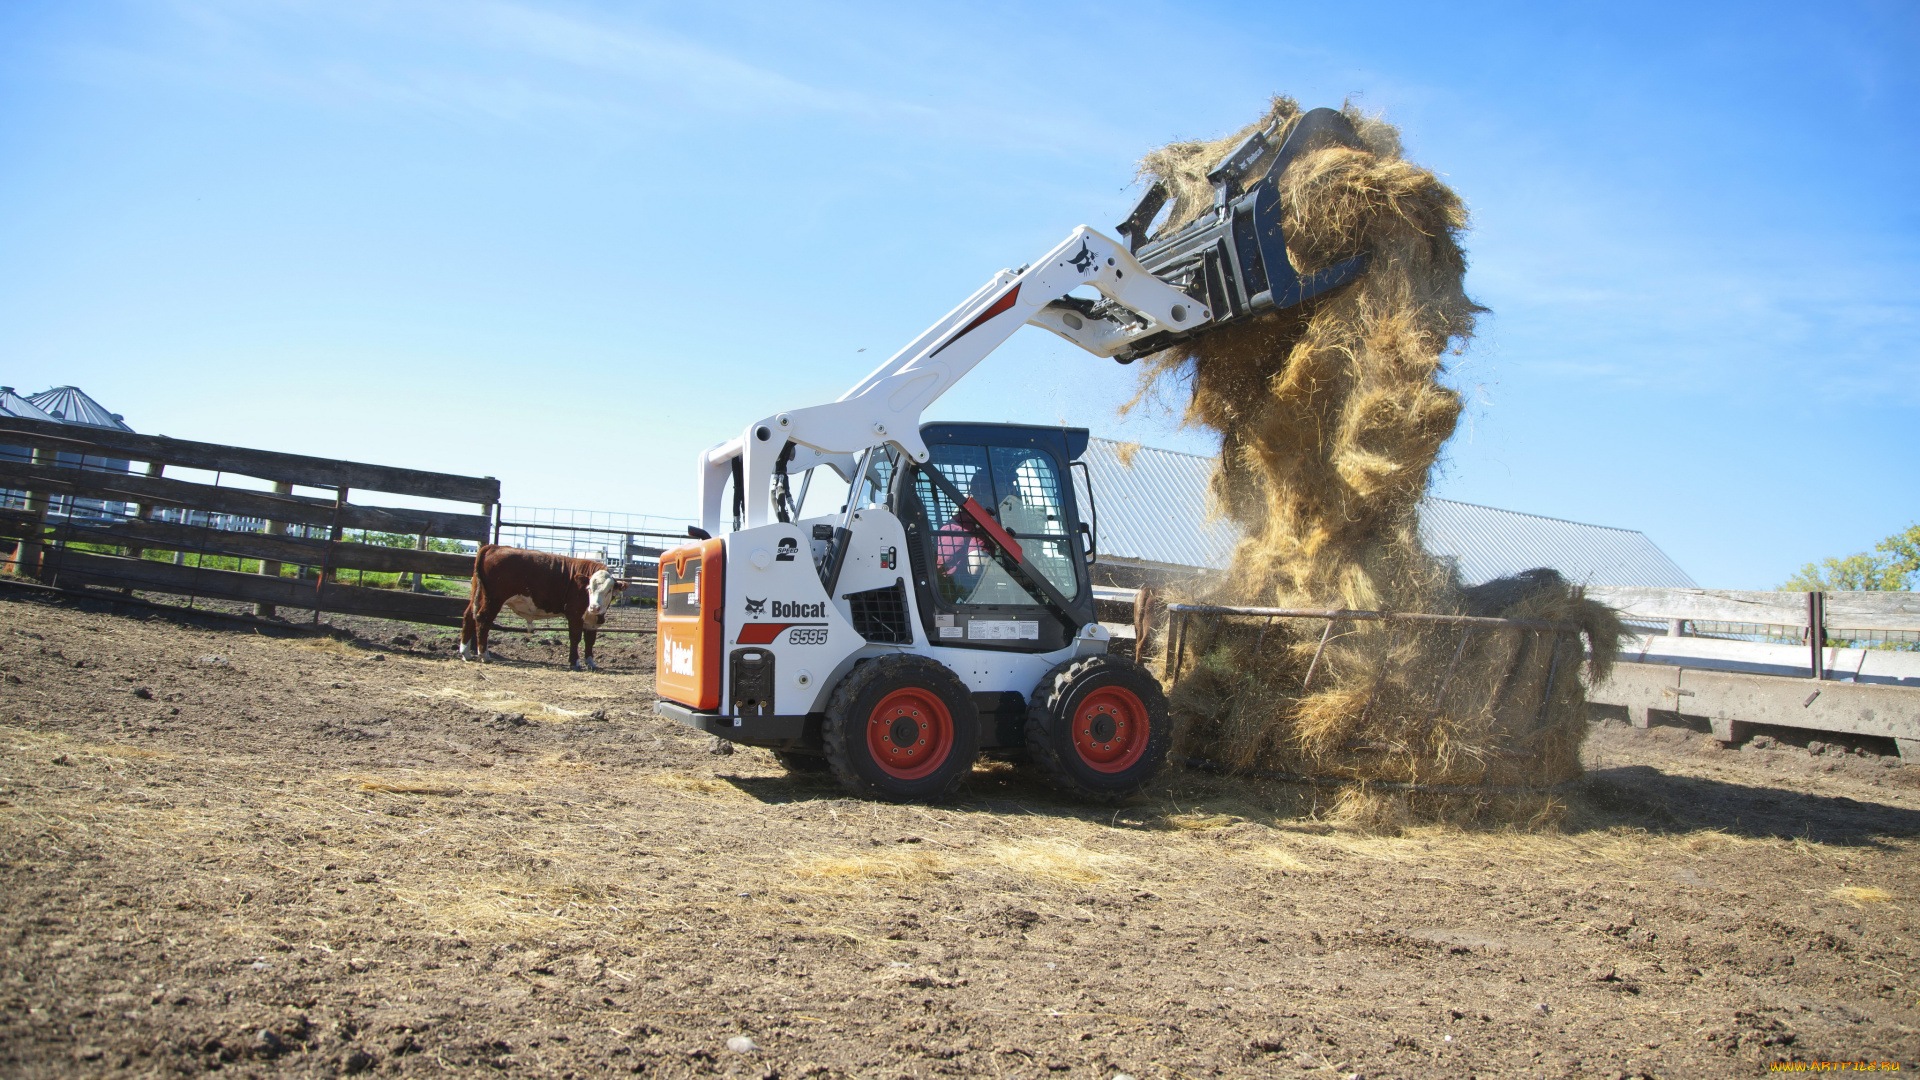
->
351, 530, 471, 554
1779, 522, 1918, 592
1877, 523, 1920, 584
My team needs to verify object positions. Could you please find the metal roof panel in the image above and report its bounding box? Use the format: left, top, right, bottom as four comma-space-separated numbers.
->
24, 386, 132, 431
1075, 437, 1239, 571
0, 387, 58, 422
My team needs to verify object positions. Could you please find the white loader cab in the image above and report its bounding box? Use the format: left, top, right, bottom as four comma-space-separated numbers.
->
656, 422, 1168, 801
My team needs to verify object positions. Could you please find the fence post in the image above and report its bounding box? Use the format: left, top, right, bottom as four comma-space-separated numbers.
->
313, 486, 348, 624
5, 447, 54, 579
1301, 618, 1337, 689
412, 532, 427, 593
1808, 590, 1826, 681
255, 480, 292, 617
1168, 607, 1187, 684
125, 461, 165, 566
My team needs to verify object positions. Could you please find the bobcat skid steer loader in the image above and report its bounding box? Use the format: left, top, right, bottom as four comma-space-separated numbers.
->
654, 108, 1371, 802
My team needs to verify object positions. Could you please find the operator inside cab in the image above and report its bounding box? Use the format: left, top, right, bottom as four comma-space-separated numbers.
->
923, 451, 1068, 608
935, 468, 996, 595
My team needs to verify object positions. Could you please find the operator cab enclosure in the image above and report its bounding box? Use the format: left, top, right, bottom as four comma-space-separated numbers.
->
896, 423, 1096, 651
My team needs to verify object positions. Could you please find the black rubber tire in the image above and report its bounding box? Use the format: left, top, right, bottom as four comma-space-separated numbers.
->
771, 750, 832, 774
1026, 654, 1171, 802
823, 654, 980, 802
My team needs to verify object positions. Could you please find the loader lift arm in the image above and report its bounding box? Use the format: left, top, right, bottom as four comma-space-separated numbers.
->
697, 106, 1369, 540
699, 224, 1202, 537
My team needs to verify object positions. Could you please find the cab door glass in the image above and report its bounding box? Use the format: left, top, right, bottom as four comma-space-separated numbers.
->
912, 444, 1079, 608
913, 445, 1015, 606
988, 447, 1078, 597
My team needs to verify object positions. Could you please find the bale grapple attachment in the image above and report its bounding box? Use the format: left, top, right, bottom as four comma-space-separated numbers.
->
1102, 107, 1370, 363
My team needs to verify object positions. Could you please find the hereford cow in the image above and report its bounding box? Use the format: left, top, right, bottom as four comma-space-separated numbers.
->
460, 545, 627, 670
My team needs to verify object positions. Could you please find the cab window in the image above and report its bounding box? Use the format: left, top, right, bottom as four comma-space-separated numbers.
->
911, 443, 1079, 607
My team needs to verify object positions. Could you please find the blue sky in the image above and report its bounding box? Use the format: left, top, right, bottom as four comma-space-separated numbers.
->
1, 0, 1914, 588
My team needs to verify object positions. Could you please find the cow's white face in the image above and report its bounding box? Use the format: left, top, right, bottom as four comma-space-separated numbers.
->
584, 569, 627, 627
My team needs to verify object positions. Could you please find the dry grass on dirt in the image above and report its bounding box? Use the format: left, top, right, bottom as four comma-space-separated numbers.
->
2, 588, 1919, 1078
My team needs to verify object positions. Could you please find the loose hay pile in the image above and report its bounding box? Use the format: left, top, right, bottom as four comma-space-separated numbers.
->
1130, 97, 1623, 814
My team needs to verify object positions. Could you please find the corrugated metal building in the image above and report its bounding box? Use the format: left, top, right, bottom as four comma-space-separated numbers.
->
1417, 497, 1696, 588
1, 385, 135, 522
1, 389, 61, 507
1073, 437, 1238, 579
27, 386, 133, 432
1, 387, 59, 426
1074, 437, 1696, 589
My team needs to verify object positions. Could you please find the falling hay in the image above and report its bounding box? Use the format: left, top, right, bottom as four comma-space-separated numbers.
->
1130, 97, 1623, 813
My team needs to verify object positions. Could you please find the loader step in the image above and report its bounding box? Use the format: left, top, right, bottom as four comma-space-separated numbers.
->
655, 700, 811, 743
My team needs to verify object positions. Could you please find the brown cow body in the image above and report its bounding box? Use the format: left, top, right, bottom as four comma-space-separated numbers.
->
460, 545, 626, 670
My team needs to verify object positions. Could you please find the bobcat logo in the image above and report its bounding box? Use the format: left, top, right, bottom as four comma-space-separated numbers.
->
743, 597, 766, 615
1068, 239, 1098, 273
667, 641, 696, 677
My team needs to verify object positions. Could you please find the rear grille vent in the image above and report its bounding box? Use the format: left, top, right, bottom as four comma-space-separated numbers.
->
846, 579, 912, 644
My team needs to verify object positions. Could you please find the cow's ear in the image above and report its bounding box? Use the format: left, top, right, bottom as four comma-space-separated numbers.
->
613, 580, 628, 592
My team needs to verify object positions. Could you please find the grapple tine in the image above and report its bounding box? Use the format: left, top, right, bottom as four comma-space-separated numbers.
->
1111, 107, 1371, 364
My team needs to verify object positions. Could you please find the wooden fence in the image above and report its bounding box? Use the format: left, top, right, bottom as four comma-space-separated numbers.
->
0, 416, 495, 627
1586, 586, 1920, 642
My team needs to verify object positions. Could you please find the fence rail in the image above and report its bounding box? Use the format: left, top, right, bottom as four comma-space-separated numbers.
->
1587, 586, 1920, 638
491, 505, 695, 602
48, 548, 470, 623
1165, 603, 1582, 633
1, 416, 497, 627
0, 415, 498, 503
0, 455, 491, 540
1585, 586, 1920, 680
0, 514, 476, 578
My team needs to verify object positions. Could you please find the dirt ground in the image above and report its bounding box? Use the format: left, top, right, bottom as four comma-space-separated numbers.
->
3, 587, 1917, 1079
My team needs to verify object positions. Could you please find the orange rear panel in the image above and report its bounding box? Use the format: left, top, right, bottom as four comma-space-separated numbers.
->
655, 537, 725, 711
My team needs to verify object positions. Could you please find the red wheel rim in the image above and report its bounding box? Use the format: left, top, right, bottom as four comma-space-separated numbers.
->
1071, 686, 1150, 773
866, 687, 954, 780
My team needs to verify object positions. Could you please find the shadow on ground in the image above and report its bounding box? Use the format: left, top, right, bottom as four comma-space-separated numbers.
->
719, 760, 1125, 818
1577, 763, 1920, 844
720, 755, 1920, 848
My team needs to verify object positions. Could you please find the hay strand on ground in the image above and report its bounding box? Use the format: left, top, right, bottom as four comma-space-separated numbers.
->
357, 780, 460, 796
